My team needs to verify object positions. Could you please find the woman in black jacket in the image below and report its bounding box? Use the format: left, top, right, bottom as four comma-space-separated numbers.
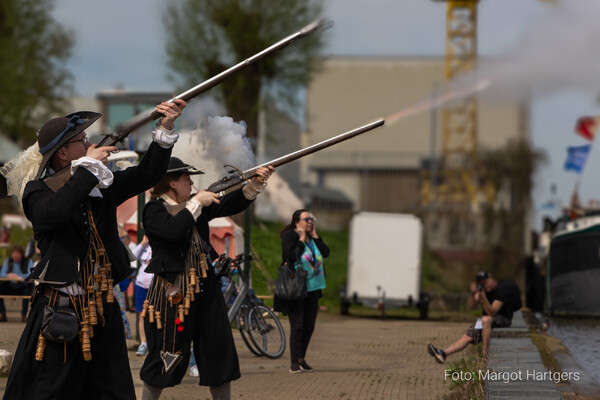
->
139, 157, 273, 400
276, 209, 329, 373
3, 100, 185, 400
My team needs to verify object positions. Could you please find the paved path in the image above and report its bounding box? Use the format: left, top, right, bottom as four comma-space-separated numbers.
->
486, 312, 563, 400
0, 301, 469, 400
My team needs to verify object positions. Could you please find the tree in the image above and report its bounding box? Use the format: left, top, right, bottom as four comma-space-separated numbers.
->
479, 139, 548, 277
163, 0, 326, 141
0, 0, 74, 145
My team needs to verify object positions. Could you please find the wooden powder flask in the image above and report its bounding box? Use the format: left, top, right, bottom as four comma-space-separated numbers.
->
99, 268, 108, 292
155, 311, 162, 330
148, 305, 155, 323
89, 300, 98, 326
35, 334, 46, 361
82, 307, 94, 339
140, 300, 149, 319
81, 324, 92, 361
199, 254, 208, 279
178, 304, 184, 323
106, 278, 114, 303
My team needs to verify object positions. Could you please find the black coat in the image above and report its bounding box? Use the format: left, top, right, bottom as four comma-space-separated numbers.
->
142, 187, 253, 276
274, 229, 330, 314
140, 187, 252, 388
23, 142, 172, 284
281, 229, 330, 264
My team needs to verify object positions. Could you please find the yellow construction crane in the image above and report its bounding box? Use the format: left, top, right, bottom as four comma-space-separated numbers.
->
423, 0, 481, 209
424, 0, 556, 209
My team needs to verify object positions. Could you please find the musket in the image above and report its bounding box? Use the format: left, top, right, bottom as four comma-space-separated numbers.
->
206, 118, 385, 195
98, 19, 331, 146
33, 19, 330, 193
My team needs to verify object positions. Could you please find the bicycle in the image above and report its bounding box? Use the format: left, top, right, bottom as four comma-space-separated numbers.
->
216, 253, 286, 359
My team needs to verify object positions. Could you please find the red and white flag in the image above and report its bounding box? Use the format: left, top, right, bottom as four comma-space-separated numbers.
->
575, 115, 600, 141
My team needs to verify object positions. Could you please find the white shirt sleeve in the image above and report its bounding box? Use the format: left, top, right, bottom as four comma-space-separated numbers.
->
132, 243, 149, 259
71, 156, 114, 189
185, 198, 203, 220
242, 179, 267, 200
152, 123, 179, 148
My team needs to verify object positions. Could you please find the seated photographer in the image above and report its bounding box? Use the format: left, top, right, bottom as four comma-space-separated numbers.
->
427, 271, 521, 363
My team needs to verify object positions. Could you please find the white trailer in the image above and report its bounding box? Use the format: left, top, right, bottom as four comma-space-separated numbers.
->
340, 212, 428, 318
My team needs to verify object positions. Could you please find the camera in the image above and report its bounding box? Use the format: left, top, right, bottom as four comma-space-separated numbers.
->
476, 283, 484, 291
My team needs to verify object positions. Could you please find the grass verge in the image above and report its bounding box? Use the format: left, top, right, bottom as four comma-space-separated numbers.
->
442, 345, 486, 400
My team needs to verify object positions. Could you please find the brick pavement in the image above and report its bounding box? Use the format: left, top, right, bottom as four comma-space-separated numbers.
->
0, 300, 470, 400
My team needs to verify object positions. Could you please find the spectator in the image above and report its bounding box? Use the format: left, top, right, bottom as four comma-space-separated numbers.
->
274, 209, 330, 374
132, 234, 153, 357
118, 224, 137, 311
0, 225, 9, 244
427, 271, 522, 362
0, 245, 33, 322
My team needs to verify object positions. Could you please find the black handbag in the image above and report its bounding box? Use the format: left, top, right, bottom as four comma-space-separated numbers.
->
40, 305, 79, 343
275, 262, 308, 301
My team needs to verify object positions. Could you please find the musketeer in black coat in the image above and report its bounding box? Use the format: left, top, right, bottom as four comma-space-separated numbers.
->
3, 99, 186, 400
139, 157, 273, 400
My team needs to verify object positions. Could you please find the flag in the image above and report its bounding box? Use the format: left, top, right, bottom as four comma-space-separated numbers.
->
575, 116, 599, 141
540, 200, 558, 210
564, 144, 591, 174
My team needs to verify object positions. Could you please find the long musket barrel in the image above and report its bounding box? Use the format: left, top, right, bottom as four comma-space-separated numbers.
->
206, 118, 385, 194
98, 19, 331, 147
27, 19, 330, 194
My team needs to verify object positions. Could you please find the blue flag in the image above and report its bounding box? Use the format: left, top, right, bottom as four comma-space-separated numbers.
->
564, 144, 591, 174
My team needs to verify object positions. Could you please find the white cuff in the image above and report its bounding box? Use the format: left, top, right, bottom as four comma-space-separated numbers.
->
242, 179, 267, 200
152, 123, 179, 148
186, 198, 203, 220
71, 157, 114, 189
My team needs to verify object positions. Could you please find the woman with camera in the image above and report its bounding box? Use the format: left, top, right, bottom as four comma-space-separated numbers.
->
275, 209, 330, 373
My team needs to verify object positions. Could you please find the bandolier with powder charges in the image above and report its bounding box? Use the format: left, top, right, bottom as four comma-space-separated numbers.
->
35, 211, 115, 362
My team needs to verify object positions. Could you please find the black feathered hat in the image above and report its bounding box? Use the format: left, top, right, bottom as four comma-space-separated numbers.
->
35, 111, 101, 179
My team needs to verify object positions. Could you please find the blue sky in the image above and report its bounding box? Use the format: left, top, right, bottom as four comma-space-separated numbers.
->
52, 0, 600, 230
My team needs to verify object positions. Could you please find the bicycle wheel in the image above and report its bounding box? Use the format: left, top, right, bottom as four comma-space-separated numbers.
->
246, 304, 286, 359
236, 304, 263, 357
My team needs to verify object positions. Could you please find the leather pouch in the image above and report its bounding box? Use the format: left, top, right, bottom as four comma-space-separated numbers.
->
41, 304, 79, 343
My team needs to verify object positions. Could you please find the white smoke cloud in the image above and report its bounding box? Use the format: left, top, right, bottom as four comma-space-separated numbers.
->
173, 116, 256, 189
456, 0, 600, 104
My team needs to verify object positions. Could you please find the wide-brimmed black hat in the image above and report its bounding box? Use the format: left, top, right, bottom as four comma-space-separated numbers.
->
166, 157, 204, 175
35, 111, 101, 179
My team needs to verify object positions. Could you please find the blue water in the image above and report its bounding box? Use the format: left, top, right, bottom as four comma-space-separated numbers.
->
548, 318, 600, 386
